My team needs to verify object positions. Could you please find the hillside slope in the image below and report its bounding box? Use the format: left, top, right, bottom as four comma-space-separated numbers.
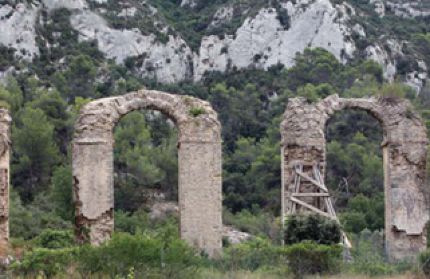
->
0, 0, 429, 91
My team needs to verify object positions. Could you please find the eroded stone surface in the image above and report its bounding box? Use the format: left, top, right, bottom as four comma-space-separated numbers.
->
0, 109, 11, 245
281, 95, 429, 261
73, 89, 222, 257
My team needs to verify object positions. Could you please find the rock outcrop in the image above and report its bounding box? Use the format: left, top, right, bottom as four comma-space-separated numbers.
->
70, 10, 194, 83
222, 226, 252, 244
195, 0, 356, 80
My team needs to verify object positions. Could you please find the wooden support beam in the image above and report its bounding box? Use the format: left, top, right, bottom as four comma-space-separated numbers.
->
290, 197, 335, 220
292, 193, 330, 197
295, 171, 327, 192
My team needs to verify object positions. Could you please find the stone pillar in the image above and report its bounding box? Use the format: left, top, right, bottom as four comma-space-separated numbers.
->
0, 109, 11, 245
178, 141, 222, 257
73, 139, 114, 245
383, 139, 429, 261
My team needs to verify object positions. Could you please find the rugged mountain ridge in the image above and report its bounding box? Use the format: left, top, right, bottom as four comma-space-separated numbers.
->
0, 0, 429, 91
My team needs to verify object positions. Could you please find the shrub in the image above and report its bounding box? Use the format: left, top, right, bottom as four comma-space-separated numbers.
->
11, 247, 77, 278
189, 107, 206, 117
284, 214, 341, 245
276, 7, 290, 29
216, 237, 286, 271
284, 241, 342, 279
12, 229, 201, 278
223, 209, 280, 240
419, 249, 430, 276
75, 231, 201, 278
379, 82, 415, 100
344, 230, 409, 276
33, 229, 74, 249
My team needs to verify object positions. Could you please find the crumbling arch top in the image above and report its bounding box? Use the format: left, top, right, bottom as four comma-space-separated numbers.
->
74, 89, 221, 144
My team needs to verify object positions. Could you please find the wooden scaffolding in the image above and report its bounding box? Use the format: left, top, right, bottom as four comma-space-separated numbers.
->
283, 162, 351, 248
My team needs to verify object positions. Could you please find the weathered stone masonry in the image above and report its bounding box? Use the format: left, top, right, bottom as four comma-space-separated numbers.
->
0, 109, 11, 245
72, 90, 222, 257
281, 95, 429, 261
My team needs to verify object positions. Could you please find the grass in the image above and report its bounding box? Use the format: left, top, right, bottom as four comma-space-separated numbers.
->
199, 269, 424, 279
319, 274, 424, 279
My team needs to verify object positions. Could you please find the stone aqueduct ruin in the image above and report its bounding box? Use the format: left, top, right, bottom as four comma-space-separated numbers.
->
0, 90, 427, 261
281, 95, 429, 261
72, 90, 223, 257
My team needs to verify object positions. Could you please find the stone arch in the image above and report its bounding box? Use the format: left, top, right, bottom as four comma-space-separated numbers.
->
72, 89, 222, 257
0, 109, 11, 245
281, 94, 429, 261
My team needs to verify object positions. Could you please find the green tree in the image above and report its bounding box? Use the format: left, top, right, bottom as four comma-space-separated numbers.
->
50, 165, 73, 221
54, 55, 97, 100
29, 89, 72, 154
12, 107, 60, 201
286, 48, 342, 91
114, 111, 178, 211
284, 214, 341, 245
0, 77, 24, 112
9, 189, 71, 239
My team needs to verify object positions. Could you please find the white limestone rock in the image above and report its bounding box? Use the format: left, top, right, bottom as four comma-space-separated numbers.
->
222, 226, 252, 244
70, 10, 193, 83
194, 0, 357, 80
365, 44, 397, 81
210, 6, 234, 27
0, 3, 39, 60
405, 61, 428, 93
118, 7, 137, 17
0, 0, 86, 60
370, 0, 385, 17
181, 0, 196, 8
386, 1, 430, 18
149, 201, 179, 220
352, 24, 366, 37
42, 0, 87, 11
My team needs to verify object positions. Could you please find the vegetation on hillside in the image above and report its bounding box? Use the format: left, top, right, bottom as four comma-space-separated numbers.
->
0, 0, 430, 277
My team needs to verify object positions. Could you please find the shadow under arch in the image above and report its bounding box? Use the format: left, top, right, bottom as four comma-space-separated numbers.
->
72, 89, 222, 257
281, 94, 429, 261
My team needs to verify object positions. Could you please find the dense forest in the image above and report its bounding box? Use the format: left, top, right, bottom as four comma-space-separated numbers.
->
4, 46, 426, 239
0, 0, 430, 277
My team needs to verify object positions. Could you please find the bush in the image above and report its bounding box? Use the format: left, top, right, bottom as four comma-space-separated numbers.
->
284, 214, 341, 245
223, 209, 280, 241
189, 107, 206, 117
11, 247, 77, 278
75, 231, 201, 278
419, 249, 430, 276
33, 229, 74, 249
12, 230, 201, 278
284, 241, 342, 279
344, 230, 410, 276
216, 237, 286, 271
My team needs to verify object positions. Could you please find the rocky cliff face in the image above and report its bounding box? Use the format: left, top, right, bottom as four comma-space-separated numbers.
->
195, 0, 356, 80
0, 0, 428, 91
